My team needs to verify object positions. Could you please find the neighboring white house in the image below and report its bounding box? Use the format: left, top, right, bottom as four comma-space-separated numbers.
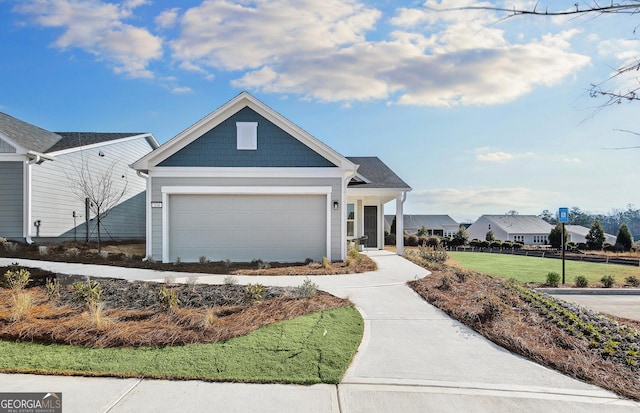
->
384, 215, 459, 238
565, 225, 617, 245
467, 215, 553, 245
0, 112, 158, 243
133, 92, 411, 263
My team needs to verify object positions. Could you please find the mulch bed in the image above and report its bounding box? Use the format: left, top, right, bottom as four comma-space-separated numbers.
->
408, 264, 640, 401
0, 241, 376, 275
0, 266, 351, 348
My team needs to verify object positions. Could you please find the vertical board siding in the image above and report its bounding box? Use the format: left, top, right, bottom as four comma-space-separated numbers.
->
30, 137, 152, 241
150, 176, 342, 261
0, 162, 23, 239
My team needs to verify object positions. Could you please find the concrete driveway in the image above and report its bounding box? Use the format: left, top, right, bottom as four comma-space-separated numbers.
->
1, 252, 639, 412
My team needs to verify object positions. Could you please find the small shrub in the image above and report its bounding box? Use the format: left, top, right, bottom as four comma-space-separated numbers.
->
625, 275, 639, 287
258, 261, 271, 270
601, 275, 615, 288
223, 275, 238, 285
66, 247, 80, 257
99, 251, 109, 259
45, 277, 60, 300
405, 234, 419, 247
3, 242, 18, 253
174, 257, 182, 265
489, 240, 502, 248
418, 245, 448, 264
501, 241, 513, 249
224, 259, 232, 268
3, 266, 31, 290
455, 270, 468, 283
157, 285, 180, 312
436, 276, 452, 291
304, 258, 314, 265
546, 272, 561, 287
297, 278, 318, 298
574, 275, 589, 288
199, 256, 208, 264
426, 236, 441, 248
245, 283, 266, 301
38, 246, 48, 256
322, 257, 330, 269
72, 280, 102, 305
124, 252, 133, 261
10, 291, 32, 322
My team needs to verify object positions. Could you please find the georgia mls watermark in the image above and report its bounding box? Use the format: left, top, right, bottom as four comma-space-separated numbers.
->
0, 393, 62, 413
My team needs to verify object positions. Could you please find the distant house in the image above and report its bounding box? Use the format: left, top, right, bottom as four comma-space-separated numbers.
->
565, 225, 617, 245
0, 112, 158, 243
384, 215, 459, 238
467, 215, 553, 245
133, 92, 411, 263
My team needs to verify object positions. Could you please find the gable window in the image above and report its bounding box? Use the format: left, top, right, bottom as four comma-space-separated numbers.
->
347, 203, 355, 237
236, 122, 258, 150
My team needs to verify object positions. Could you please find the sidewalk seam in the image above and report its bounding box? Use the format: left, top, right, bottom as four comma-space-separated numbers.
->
103, 378, 142, 413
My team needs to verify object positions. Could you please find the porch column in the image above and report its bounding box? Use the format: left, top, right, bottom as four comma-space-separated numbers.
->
395, 193, 405, 255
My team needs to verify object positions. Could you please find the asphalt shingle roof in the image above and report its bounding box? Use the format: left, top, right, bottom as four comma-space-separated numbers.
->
346, 156, 411, 190
0, 112, 62, 153
48, 132, 146, 152
482, 215, 553, 234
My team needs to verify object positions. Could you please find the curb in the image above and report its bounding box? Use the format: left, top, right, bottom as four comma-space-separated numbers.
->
537, 288, 640, 295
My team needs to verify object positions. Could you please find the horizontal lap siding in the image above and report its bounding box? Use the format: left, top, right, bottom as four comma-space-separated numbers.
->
0, 162, 23, 239
31, 138, 152, 241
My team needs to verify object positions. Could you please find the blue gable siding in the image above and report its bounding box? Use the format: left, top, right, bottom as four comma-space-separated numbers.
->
159, 107, 336, 167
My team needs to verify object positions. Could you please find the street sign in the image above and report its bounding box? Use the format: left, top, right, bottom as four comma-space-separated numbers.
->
558, 207, 569, 223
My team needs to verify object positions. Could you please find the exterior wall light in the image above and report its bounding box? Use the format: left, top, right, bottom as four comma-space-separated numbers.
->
333, 201, 339, 210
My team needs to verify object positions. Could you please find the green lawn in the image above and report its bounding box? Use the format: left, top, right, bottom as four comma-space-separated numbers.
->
449, 252, 640, 285
0, 306, 363, 384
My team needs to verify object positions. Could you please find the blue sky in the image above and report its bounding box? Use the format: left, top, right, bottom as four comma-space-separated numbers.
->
1, 0, 639, 223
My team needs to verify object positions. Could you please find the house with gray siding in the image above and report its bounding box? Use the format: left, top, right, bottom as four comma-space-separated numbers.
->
0, 112, 158, 243
467, 215, 553, 245
384, 214, 460, 238
133, 92, 411, 263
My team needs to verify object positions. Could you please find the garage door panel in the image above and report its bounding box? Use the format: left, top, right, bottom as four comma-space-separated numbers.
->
168, 194, 326, 262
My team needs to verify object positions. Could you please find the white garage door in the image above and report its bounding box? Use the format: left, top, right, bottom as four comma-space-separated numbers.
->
168, 194, 327, 262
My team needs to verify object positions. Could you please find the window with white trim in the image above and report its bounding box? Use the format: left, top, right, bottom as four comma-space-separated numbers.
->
347, 203, 355, 237
236, 122, 258, 150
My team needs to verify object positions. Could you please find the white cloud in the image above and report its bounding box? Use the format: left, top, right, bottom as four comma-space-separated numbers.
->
477, 151, 514, 162
155, 7, 180, 29
15, 0, 162, 78
171, 86, 193, 94
475, 148, 534, 162
166, 0, 590, 105
563, 157, 581, 163
410, 186, 550, 218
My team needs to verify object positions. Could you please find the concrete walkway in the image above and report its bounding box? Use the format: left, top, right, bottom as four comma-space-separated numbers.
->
1, 252, 639, 412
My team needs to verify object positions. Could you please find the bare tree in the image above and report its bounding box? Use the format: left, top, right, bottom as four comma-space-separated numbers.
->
68, 154, 128, 253
444, 2, 640, 110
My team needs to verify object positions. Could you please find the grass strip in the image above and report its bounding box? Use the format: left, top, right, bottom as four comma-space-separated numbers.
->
449, 252, 640, 284
0, 306, 363, 384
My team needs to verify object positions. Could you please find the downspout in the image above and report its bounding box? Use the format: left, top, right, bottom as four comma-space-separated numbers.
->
136, 170, 151, 261
24, 155, 40, 244
396, 190, 407, 256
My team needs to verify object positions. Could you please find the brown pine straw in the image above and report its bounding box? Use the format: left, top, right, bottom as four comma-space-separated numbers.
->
409, 266, 640, 401
0, 289, 350, 348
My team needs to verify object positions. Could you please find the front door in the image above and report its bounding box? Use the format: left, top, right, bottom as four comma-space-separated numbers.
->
364, 206, 377, 248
